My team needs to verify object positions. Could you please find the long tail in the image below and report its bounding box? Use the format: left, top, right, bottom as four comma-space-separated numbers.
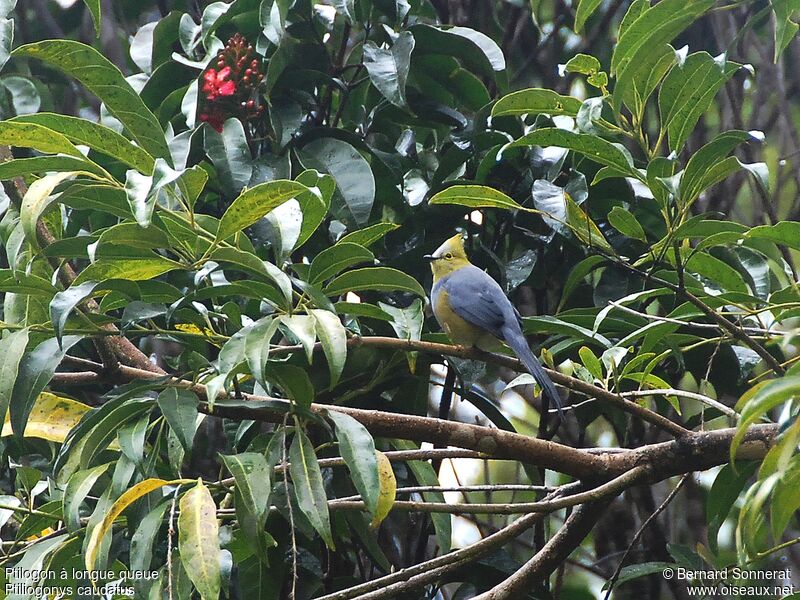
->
502, 327, 564, 421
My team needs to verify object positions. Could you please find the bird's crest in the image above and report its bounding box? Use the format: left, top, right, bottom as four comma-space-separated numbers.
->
431, 232, 468, 260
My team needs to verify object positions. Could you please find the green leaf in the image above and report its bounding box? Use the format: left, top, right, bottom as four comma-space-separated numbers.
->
362, 31, 415, 109
243, 316, 281, 392
73, 256, 183, 285
157, 388, 199, 453
311, 309, 348, 388
63, 463, 111, 532
772, 0, 800, 61
94, 222, 170, 255
117, 415, 149, 467
429, 184, 523, 210
564, 192, 614, 253
280, 315, 317, 362
770, 457, 800, 540
50, 281, 98, 346
298, 138, 375, 226
732, 377, 800, 463
216, 179, 310, 241
329, 411, 380, 516
11, 336, 83, 436
11, 113, 155, 174
747, 222, 800, 251
523, 315, 612, 348
324, 267, 426, 297
619, 0, 650, 35
121, 168, 158, 233
579, 346, 603, 380
0, 121, 83, 157
558, 255, 606, 311
204, 118, 253, 193
410, 25, 505, 82
509, 128, 637, 178
209, 248, 293, 308
602, 562, 677, 590
290, 429, 334, 549
179, 480, 221, 600
265, 363, 314, 410
293, 169, 334, 248
706, 462, 758, 553
564, 53, 602, 75
680, 130, 764, 203
575, 0, 603, 32
220, 453, 274, 557
0, 156, 103, 181
491, 88, 582, 117
612, 42, 677, 117
658, 52, 741, 152
1, 75, 41, 115
309, 243, 374, 284
611, 0, 713, 77
608, 206, 646, 241
334, 301, 393, 321
12, 40, 171, 161
682, 251, 747, 294
130, 501, 170, 593
612, 0, 713, 116
82, 0, 101, 36
58, 183, 132, 219
78, 398, 154, 469
338, 222, 400, 248
0, 328, 29, 432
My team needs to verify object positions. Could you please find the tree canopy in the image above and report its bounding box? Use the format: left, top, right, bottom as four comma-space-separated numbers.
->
1, 0, 800, 598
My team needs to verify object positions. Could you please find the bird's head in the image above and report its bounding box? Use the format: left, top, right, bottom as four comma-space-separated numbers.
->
424, 233, 471, 280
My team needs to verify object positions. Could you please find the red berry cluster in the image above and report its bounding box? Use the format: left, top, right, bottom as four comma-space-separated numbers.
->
198, 34, 265, 132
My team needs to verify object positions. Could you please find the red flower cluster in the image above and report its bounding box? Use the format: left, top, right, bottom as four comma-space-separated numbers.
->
198, 33, 265, 132
202, 66, 235, 101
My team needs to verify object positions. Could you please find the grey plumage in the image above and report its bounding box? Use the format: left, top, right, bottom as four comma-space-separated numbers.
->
437, 266, 563, 420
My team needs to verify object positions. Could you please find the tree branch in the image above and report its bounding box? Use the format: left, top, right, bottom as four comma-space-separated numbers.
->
472, 496, 616, 600
54, 356, 778, 480
0, 146, 165, 376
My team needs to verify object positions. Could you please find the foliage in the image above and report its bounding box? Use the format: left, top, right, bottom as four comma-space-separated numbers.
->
0, 0, 799, 598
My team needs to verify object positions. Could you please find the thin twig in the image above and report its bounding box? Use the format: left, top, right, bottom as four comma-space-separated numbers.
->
619, 389, 738, 419
603, 475, 690, 600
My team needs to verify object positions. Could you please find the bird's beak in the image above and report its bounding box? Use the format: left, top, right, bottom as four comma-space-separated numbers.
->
423, 254, 435, 261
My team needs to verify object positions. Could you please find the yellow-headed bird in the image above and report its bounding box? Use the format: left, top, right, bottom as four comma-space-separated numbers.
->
425, 233, 563, 420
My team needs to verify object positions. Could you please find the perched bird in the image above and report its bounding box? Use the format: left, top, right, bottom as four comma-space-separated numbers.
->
425, 233, 563, 421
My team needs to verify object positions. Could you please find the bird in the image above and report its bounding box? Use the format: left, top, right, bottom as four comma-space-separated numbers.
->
425, 233, 564, 421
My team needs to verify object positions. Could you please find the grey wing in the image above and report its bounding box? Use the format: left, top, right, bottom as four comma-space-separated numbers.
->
443, 267, 513, 339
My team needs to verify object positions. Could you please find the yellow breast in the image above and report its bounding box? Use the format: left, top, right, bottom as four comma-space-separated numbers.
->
433, 287, 483, 347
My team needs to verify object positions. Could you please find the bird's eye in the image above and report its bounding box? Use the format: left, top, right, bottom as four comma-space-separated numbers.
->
445, 253, 453, 260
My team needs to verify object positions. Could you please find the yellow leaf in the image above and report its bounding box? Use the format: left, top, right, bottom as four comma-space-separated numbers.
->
179, 479, 221, 600
85, 478, 172, 574
369, 451, 396, 529
174, 323, 216, 337
2, 392, 92, 443
26, 526, 55, 541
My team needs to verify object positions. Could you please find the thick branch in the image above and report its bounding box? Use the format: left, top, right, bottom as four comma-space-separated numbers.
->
278, 336, 691, 437
55, 356, 778, 479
